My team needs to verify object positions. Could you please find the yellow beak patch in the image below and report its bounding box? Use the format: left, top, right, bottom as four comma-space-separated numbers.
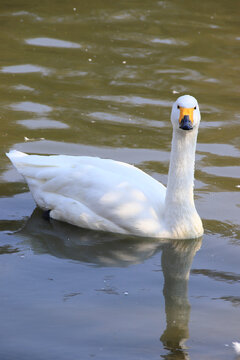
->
179, 107, 194, 124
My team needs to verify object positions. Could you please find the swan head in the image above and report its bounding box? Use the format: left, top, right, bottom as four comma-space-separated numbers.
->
171, 95, 201, 131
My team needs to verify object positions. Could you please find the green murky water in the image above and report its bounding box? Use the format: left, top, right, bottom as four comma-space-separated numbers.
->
0, 1, 239, 359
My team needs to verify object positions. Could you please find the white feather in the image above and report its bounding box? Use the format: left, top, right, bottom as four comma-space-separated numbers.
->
233, 342, 240, 355
6, 95, 203, 239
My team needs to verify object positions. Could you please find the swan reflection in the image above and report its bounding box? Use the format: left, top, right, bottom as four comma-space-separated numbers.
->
19, 208, 202, 357
160, 238, 201, 359
19, 209, 165, 267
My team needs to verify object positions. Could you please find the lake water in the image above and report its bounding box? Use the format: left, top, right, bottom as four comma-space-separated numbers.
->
0, 0, 239, 359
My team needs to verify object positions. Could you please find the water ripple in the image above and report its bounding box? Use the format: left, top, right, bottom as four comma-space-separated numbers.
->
181, 56, 212, 63
151, 38, 187, 46
202, 166, 240, 179
84, 95, 172, 107
17, 119, 69, 129
1, 64, 51, 75
9, 102, 52, 113
13, 85, 35, 92
11, 140, 170, 164
12, 11, 42, 21
198, 144, 240, 158
25, 37, 82, 49
87, 112, 165, 128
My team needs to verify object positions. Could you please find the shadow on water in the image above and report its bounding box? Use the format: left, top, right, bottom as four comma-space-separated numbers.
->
160, 239, 201, 360
19, 208, 165, 267
17, 208, 202, 358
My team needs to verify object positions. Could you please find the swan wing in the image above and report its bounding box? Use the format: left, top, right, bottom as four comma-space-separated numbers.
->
7, 150, 166, 236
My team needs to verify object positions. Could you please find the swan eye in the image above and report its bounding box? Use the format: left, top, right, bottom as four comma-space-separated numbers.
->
177, 105, 180, 109
194, 106, 197, 110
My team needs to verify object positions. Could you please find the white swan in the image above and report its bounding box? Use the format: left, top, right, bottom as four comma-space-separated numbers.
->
6, 95, 203, 239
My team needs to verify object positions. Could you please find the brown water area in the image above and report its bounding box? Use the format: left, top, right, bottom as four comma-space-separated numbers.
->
0, 1, 239, 359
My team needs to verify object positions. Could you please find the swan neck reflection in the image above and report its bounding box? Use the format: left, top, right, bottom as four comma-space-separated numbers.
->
160, 238, 202, 358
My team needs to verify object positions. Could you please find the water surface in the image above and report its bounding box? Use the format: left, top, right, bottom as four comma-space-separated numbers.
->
0, 0, 239, 359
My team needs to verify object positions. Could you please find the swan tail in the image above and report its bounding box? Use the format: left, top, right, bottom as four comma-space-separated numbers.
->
6, 150, 29, 172
6, 149, 28, 159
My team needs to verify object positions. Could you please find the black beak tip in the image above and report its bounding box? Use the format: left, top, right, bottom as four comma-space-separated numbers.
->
179, 123, 193, 131
179, 115, 193, 131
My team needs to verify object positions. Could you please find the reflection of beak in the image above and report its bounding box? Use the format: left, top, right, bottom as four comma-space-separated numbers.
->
179, 107, 194, 131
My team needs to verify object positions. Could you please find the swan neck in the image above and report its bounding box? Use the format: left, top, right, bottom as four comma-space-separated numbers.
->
165, 129, 198, 208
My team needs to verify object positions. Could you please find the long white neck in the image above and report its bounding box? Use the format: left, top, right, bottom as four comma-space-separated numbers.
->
164, 128, 202, 238
166, 128, 197, 207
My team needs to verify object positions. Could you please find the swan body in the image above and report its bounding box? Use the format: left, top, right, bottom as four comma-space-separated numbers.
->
7, 95, 203, 239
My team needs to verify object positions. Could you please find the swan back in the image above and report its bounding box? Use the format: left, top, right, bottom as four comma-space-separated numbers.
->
7, 150, 166, 237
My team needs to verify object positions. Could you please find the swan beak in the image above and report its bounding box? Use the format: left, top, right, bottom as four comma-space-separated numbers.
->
179, 107, 194, 130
